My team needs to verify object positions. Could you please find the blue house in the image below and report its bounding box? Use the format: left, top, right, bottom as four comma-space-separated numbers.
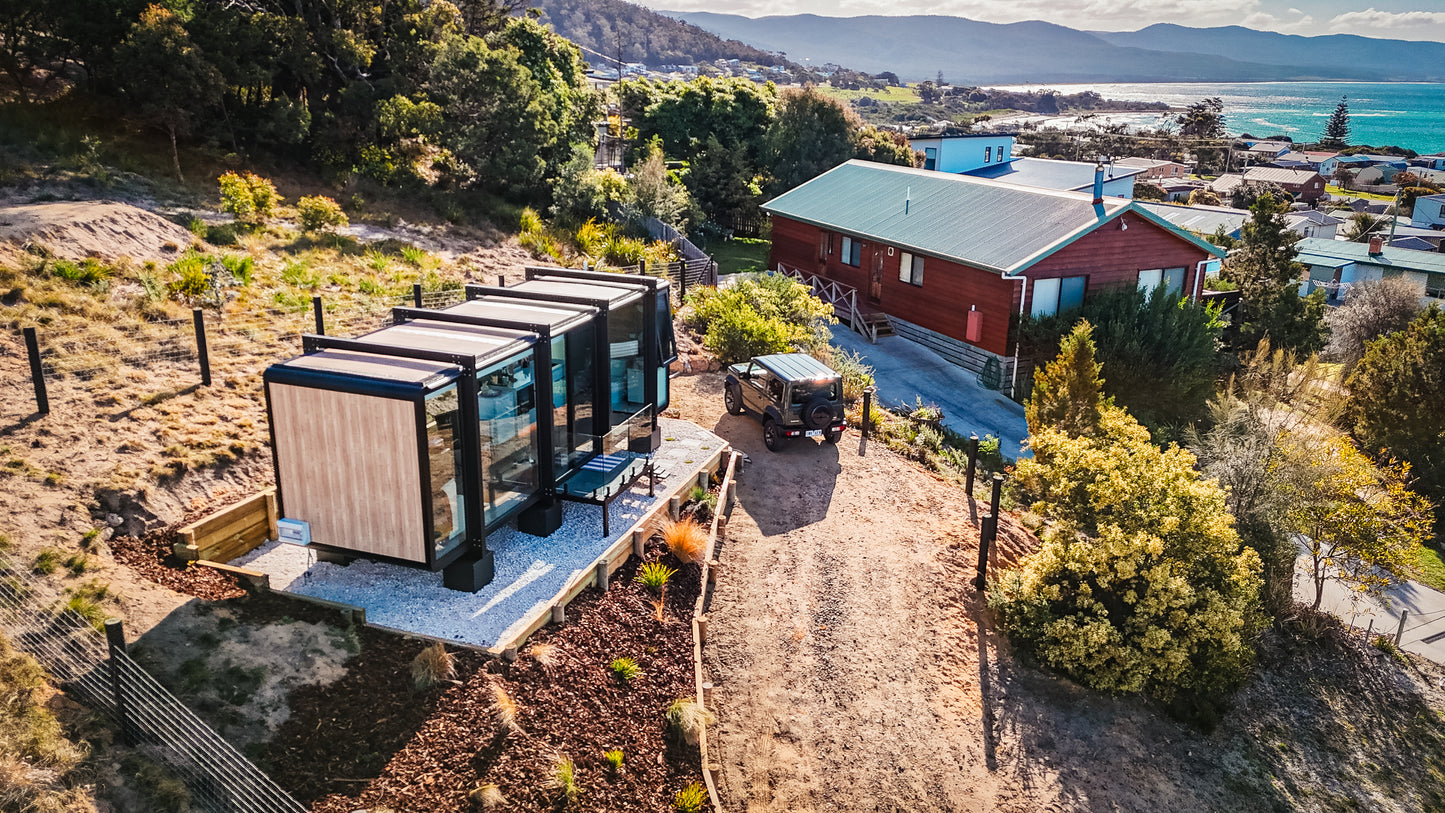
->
1317, 154, 1371, 177
909, 133, 1017, 174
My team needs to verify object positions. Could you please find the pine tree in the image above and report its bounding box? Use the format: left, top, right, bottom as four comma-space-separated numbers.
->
1222, 193, 1328, 356
1323, 96, 1350, 147
1025, 320, 1108, 437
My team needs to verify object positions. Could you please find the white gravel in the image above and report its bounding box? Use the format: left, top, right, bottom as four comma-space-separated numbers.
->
235, 418, 724, 649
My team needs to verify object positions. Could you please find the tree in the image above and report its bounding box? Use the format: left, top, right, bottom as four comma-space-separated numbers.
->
1345, 307, 1445, 532
1222, 193, 1328, 356
1189, 188, 1222, 207
765, 87, 858, 195
1323, 96, 1350, 148
629, 139, 693, 229
1177, 97, 1225, 139
1332, 166, 1357, 191
1024, 320, 1107, 438
1133, 181, 1168, 201
853, 125, 917, 167
1343, 212, 1383, 242
1325, 277, 1422, 371
113, 5, 223, 182
684, 135, 759, 229
997, 330, 1262, 706
1288, 436, 1430, 611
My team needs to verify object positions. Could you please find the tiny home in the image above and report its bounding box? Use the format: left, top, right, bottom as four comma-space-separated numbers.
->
264, 269, 676, 592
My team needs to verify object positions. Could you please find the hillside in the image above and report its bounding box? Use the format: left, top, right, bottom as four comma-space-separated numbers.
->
1093, 24, 1445, 82
657, 11, 1423, 83
531, 0, 789, 68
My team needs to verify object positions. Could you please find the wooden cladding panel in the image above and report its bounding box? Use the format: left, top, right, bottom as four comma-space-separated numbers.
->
270, 384, 426, 563
1023, 211, 1214, 309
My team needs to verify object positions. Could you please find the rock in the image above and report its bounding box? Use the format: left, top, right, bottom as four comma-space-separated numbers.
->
106, 513, 124, 527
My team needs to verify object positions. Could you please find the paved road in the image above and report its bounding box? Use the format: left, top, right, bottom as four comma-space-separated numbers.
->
1294, 547, 1445, 663
829, 325, 1030, 459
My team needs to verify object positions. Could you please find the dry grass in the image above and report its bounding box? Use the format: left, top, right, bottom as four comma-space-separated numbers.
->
662, 517, 707, 564
665, 697, 715, 747
409, 642, 454, 690
546, 754, 578, 805
528, 642, 558, 672
468, 782, 506, 810
490, 682, 519, 732
0, 635, 97, 813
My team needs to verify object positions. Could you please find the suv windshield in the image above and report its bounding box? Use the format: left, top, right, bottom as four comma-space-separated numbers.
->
790, 381, 840, 405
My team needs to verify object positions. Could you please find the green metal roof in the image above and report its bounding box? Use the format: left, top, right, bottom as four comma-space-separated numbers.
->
1294, 237, 1445, 276
761, 160, 1223, 274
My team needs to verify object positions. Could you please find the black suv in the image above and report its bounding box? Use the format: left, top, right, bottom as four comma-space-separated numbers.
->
724, 353, 846, 451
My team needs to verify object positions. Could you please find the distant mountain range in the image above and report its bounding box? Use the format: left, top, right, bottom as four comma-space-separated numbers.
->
657, 11, 1445, 84
530, 0, 790, 69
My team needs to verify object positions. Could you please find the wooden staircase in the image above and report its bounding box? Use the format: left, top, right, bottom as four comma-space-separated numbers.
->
860, 311, 894, 340
775, 264, 894, 344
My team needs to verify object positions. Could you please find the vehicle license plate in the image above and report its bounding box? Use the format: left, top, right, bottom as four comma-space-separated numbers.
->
805, 429, 822, 438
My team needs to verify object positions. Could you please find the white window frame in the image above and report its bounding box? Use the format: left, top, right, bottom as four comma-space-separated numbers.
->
1031, 276, 1086, 317
841, 236, 861, 267
985, 146, 992, 163
898, 252, 924, 286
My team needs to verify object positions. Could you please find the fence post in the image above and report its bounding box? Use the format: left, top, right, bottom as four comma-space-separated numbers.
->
22, 326, 48, 415
104, 619, 138, 746
679, 259, 687, 302
192, 309, 211, 387
412, 283, 423, 308
497, 274, 505, 288
965, 433, 979, 494
1395, 609, 1409, 646
974, 513, 996, 591
860, 385, 876, 443
312, 296, 324, 335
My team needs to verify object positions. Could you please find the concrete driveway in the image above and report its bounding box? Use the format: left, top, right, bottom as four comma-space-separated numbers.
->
1294, 548, 1445, 664
828, 325, 1030, 459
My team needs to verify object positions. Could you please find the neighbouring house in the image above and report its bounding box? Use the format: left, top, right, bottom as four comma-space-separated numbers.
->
1347, 198, 1393, 216
963, 156, 1143, 198
1408, 153, 1445, 171
1391, 236, 1439, 252
1353, 154, 1411, 170
1353, 166, 1403, 187
1379, 220, 1445, 248
761, 160, 1225, 399
1410, 193, 1445, 228
1287, 209, 1343, 239
1136, 201, 1248, 241
1270, 151, 1314, 169
1114, 157, 1192, 181
1318, 153, 1371, 178
1296, 236, 1445, 306
1242, 141, 1291, 163
1242, 166, 1327, 204
1159, 179, 1205, 202
263, 268, 676, 591
1209, 173, 1247, 197
1412, 167, 1445, 186
909, 133, 1017, 174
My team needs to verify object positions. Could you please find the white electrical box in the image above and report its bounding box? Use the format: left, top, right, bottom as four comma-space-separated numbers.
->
277, 518, 311, 546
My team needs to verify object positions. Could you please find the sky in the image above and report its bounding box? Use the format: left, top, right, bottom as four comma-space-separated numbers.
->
639, 0, 1445, 42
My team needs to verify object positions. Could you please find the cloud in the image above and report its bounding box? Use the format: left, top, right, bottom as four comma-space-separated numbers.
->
1329, 7, 1445, 29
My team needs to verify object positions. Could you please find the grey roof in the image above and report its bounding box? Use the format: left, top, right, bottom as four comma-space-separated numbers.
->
509, 277, 644, 307
276, 349, 459, 386
1137, 201, 1248, 237
1390, 237, 1438, 252
963, 157, 1144, 192
761, 161, 1221, 274
443, 297, 595, 333
1295, 237, 1445, 275
357, 320, 534, 363
1244, 167, 1322, 186
753, 353, 839, 382
1287, 210, 1344, 226
1209, 174, 1246, 193
1114, 157, 1183, 170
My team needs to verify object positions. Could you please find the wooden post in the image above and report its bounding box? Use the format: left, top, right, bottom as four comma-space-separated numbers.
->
264, 490, 279, 542
974, 513, 996, 591
1395, 609, 1409, 646
552, 603, 566, 625
632, 528, 646, 557
697, 615, 709, 645
595, 559, 609, 591
670, 495, 682, 520
965, 434, 979, 494
104, 619, 137, 745
679, 259, 688, 301
702, 682, 714, 704
312, 295, 325, 335
412, 283, 423, 307
192, 308, 211, 386
989, 473, 1004, 520
708, 558, 721, 585
22, 327, 47, 415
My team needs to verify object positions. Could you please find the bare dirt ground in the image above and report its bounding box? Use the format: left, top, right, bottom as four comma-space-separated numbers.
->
670, 371, 1445, 813
0, 201, 199, 263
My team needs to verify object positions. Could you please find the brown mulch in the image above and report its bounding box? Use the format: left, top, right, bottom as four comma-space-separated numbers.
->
108, 528, 246, 601
273, 537, 705, 813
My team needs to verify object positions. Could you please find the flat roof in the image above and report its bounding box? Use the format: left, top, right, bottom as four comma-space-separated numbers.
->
356, 320, 534, 363
754, 353, 839, 381
910, 132, 1017, 141
275, 349, 459, 386
443, 297, 596, 333
963, 157, 1145, 192
509, 277, 645, 307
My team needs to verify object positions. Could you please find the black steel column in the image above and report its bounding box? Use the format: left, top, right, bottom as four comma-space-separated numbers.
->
458, 364, 484, 546
312, 296, 325, 335
642, 288, 659, 433
413, 283, 423, 308
965, 433, 979, 493
533, 338, 556, 496
192, 309, 211, 387
22, 327, 47, 415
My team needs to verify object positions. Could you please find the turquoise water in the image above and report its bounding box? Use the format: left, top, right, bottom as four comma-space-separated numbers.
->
992, 81, 1445, 154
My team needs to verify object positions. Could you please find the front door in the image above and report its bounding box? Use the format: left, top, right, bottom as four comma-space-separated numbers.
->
869, 246, 884, 304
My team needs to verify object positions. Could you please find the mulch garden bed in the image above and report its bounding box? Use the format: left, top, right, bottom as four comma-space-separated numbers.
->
269, 535, 706, 812
108, 528, 247, 601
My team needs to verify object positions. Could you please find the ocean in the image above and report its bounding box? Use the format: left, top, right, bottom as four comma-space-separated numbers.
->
989, 81, 1445, 154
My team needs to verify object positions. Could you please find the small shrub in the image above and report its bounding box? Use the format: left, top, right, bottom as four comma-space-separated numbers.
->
49, 257, 111, 287
63, 553, 90, 575
205, 222, 238, 246
218, 171, 280, 226
399, 245, 429, 267
610, 656, 642, 683
297, 195, 349, 233
686, 485, 718, 520
81, 528, 100, 549
519, 207, 544, 235
574, 219, 609, 257
702, 306, 792, 366
43, 471, 63, 486
468, 783, 505, 810
603, 748, 624, 776
410, 642, 454, 690
547, 754, 579, 804
603, 234, 647, 267
491, 682, 519, 731
31, 549, 60, 575
665, 697, 715, 747
364, 250, 390, 274
636, 561, 676, 594
663, 517, 707, 564
166, 252, 213, 301
185, 216, 208, 238
520, 229, 562, 261
220, 254, 254, 285
280, 259, 318, 287
1372, 635, 1408, 664
674, 782, 708, 813
358, 278, 387, 296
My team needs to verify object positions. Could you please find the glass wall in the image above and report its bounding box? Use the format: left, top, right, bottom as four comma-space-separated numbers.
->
654, 289, 675, 413
477, 353, 539, 525
553, 322, 598, 476
424, 385, 465, 559
608, 297, 647, 420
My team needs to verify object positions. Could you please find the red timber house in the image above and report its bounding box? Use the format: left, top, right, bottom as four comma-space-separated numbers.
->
762, 160, 1227, 400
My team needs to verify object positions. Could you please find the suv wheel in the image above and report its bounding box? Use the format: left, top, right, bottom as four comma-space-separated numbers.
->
724, 384, 745, 415
762, 418, 781, 452
824, 427, 843, 444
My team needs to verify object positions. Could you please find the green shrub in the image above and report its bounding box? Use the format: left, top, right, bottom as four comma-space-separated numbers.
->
218, 171, 279, 226
519, 207, 544, 235
603, 234, 647, 267
185, 217, 208, 238
48, 257, 110, 287
297, 195, 348, 233
573, 219, 609, 258
220, 254, 254, 285
635, 562, 676, 594
205, 222, 238, 246
280, 259, 319, 288
31, 548, 60, 575
687, 273, 834, 364
399, 245, 430, 268
166, 252, 212, 301
610, 656, 643, 682
701, 305, 792, 365
674, 782, 708, 813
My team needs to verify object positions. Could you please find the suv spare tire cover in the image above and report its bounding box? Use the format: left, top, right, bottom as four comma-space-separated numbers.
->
803, 396, 833, 430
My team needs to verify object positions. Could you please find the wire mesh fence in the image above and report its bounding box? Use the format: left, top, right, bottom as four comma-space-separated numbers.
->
0, 560, 307, 813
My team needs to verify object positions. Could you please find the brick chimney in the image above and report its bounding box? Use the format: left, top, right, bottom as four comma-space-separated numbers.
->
1368, 234, 1384, 255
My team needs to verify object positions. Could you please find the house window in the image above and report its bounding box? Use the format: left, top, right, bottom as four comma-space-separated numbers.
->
1030, 275, 1086, 317
998, 146, 1006, 163
1137, 267, 1186, 299
898, 252, 924, 286
841, 236, 862, 267
924, 147, 937, 171
985, 146, 992, 163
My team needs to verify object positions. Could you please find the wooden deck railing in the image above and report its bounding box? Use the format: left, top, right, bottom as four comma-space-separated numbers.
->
773, 264, 889, 342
